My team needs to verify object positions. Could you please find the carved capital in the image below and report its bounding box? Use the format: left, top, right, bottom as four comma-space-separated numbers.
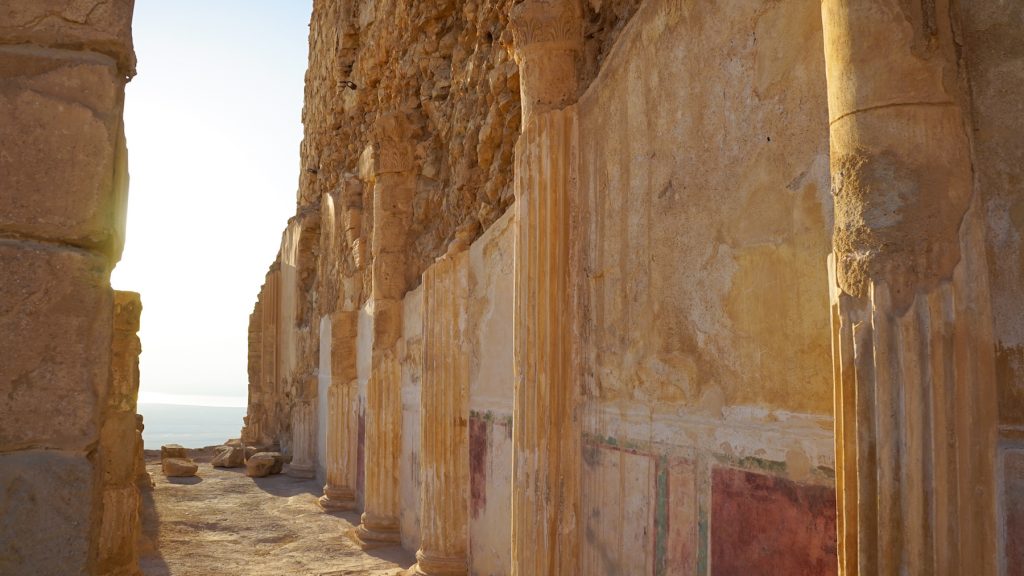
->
369, 112, 415, 175
510, 0, 583, 125
510, 0, 584, 52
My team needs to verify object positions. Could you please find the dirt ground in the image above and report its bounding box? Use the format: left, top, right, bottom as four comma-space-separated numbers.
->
139, 452, 414, 576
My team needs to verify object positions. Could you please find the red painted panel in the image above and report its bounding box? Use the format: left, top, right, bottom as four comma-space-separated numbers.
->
470, 416, 488, 518
711, 466, 837, 576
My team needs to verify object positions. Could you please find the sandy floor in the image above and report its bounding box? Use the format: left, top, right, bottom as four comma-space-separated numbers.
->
139, 454, 413, 576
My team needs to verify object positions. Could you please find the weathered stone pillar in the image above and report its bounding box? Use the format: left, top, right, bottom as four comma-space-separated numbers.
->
509, 2, 583, 574
259, 269, 281, 443
0, 3, 136, 574
98, 291, 144, 576
242, 302, 263, 444
320, 310, 359, 510
821, 2, 999, 574
412, 246, 471, 575
353, 112, 415, 546
288, 374, 318, 479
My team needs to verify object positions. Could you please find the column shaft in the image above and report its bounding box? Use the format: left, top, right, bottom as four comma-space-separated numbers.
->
508, 3, 584, 574
821, 1, 999, 573
354, 112, 415, 546
413, 251, 470, 575
321, 310, 359, 510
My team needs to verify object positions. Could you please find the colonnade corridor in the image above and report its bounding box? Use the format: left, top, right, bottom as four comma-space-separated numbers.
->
137, 450, 412, 576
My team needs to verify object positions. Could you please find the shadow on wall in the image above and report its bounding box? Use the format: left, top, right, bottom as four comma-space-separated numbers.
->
137, 481, 169, 576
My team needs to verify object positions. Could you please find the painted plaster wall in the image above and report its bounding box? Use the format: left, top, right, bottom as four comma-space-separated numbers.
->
401, 285, 424, 553
467, 208, 515, 575
575, 1, 836, 573
962, 3, 1024, 570
356, 302, 374, 506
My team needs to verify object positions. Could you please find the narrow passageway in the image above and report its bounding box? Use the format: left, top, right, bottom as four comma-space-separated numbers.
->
138, 452, 413, 576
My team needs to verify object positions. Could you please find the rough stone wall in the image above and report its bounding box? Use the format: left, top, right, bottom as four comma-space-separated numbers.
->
296, 0, 643, 307
0, 1, 138, 574
247, 0, 644, 483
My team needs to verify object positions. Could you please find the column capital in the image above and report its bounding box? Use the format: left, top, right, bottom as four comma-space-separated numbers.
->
369, 112, 415, 175
510, 0, 584, 126
510, 0, 584, 54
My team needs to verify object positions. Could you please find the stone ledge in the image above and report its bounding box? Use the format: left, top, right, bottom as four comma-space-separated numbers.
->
0, 45, 128, 255
0, 0, 136, 77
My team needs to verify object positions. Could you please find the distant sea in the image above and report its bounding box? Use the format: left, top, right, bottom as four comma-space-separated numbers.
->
138, 394, 247, 449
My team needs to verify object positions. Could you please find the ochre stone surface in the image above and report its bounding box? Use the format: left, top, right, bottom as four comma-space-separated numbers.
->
0, 241, 111, 452
1, 2, 138, 575
0, 451, 96, 576
0, 46, 129, 256
0, 0, 136, 75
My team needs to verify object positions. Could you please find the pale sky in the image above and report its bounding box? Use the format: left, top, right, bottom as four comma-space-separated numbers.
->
112, 1, 313, 405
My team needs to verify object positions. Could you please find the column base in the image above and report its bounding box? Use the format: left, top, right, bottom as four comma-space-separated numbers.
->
408, 549, 468, 575
286, 463, 315, 479
349, 512, 401, 549
318, 485, 356, 511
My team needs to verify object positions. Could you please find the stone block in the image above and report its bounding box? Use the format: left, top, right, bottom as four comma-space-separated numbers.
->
0, 46, 129, 255
371, 251, 406, 300
0, 1, 136, 75
0, 241, 111, 452
99, 410, 138, 487
711, 466, 837, 576
211, 445, 244, 468
96, 484, 139, 572
0, 450, 96, 576
160, 444, 187, 460
246, 452, 284, 477
162, 458, 198, 478
373, 299, 404, 348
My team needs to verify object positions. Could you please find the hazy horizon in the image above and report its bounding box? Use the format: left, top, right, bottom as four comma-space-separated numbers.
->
112, 1, 313, 406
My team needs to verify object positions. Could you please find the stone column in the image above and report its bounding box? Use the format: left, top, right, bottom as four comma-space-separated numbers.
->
242, 302, 263, 444
261, 268, 281, 442
509, 2, 583, 574
353, 112, 415, 546
288, 374, 318, 479
821, 2, 999, 574
97, 291, 144, 576
320, 310, 360, 510
412, 245, 472, 575
0, 3, 136, 574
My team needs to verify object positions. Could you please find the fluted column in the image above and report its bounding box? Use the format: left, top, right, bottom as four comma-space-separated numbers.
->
353, 112, 415, 546
288, 374, 318, 478
98, 290, 143, 576
261, 268, 281, 442
320, 310, 359, 510
412, 246, 471, 576
821, 2, 998, 574
509, 3, 583, 574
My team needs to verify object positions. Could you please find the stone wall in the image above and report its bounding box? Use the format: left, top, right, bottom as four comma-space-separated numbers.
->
575, 2, 835, 572
0, 2, 141, 574
962, 2, 1024, 571
245, 0, 1023, 574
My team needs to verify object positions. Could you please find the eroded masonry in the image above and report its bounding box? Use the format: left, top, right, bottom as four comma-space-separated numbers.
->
242, 0, 1024, 574
0, 3, 146, 575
